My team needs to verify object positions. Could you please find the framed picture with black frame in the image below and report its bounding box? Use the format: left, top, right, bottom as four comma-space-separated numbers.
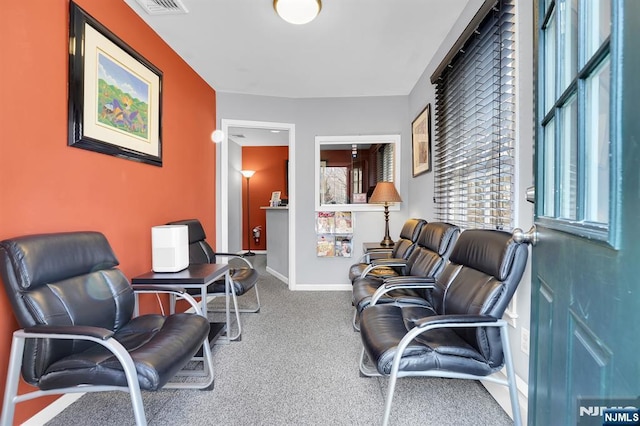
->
411, 104, 431, 177
68, 2, 163, 166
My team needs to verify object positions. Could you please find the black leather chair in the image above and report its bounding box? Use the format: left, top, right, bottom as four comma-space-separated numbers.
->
348, 218, 426, 283
0, 231, 214, 426
351, 222, 459, 330
167, 219, 260, 341
359, 229, 528, 426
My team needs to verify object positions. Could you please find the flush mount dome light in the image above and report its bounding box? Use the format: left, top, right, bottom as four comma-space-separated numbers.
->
273, 0, 322, 25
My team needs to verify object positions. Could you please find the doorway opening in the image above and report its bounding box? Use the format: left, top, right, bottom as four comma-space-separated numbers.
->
217, 119, 296, 289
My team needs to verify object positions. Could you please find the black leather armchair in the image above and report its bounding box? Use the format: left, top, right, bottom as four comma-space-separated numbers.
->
351, 222, 459, 330
348, 218, 426, 283
0, 231, 214, 425
358, 229, 529, 426
167, 219, 260, 341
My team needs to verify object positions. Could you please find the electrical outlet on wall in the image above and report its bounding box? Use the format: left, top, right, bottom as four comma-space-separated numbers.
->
521, 328, 530, 355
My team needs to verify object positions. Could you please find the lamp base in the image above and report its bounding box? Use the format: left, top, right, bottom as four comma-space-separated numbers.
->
244, 251, 256, 257
380, 237, 395, 247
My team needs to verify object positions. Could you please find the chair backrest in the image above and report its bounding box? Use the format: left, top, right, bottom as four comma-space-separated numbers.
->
391, 218, 427, 260
433, 229, 528, 368
0, 232, 134, 385
404, 222, 460, 279
166, 219, 216, 264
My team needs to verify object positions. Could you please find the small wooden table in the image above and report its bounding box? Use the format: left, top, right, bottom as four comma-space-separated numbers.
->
132, 263, 231, 344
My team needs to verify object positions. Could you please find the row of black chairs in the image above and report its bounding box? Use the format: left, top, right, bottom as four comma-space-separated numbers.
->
349, 219, 529, 425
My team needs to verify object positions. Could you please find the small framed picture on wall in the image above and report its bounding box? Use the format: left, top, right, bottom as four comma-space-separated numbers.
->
412, 104, 431, 177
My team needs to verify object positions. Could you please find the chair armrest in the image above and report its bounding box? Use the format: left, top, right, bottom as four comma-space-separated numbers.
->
366, 247, 394, 253
360, 258, 408, 279
365, 248, 393, 261
389, 316, 508, 381
382, 276, 436, 287
356, 251, 380, 263
370, 258, 406, 267
23, 324, 114, 340
212, 252, 246, 257
370, 277, 436, 305
211, 252, 254, 268
414, 314, 499, 329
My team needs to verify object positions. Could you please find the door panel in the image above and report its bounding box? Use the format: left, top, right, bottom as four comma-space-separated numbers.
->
570, 312, 613, 422
530, 1, 640, 425
531, 278, 553, 426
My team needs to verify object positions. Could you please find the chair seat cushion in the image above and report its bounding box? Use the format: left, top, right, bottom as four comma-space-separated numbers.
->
199, 267, 259, 296
348, 263, 368, 282
360, 305, 493, 376
364, 266, 401, 281
38, 313, 209, 391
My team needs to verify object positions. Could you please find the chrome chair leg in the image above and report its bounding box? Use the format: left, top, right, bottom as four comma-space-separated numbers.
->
1, 333, 24, 426
358, 347, 380, 377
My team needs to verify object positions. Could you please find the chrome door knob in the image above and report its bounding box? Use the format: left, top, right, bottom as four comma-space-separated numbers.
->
512, 225, 538, 246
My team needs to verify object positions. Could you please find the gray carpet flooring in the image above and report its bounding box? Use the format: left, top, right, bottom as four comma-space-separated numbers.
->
45, 255, 512, 425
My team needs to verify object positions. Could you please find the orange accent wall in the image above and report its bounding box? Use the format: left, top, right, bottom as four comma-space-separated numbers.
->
241, 146, 289, 251
0, 1, 217, 423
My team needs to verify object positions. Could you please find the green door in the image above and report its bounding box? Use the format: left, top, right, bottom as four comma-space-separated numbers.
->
530, 0, 640, 424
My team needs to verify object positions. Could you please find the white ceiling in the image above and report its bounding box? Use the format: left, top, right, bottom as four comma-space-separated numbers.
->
124, 0, 470, 99
228, 126, 289, 145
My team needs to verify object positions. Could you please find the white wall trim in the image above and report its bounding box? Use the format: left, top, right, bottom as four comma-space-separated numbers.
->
22, 393, 83, 426
219, 119, 296, 290
218, 118, 230, 253
293, 284, 352, 291
266, 266, 289, 284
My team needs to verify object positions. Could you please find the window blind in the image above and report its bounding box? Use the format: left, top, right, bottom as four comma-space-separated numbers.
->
376, 144, 395, 182
433, 0, 516, 230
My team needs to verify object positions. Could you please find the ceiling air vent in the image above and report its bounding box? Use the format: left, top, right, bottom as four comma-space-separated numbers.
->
135, 0, 188, 15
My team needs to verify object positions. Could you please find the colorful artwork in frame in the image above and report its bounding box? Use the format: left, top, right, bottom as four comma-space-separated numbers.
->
411, 104, 431, 177
97, 53, 150, 140
68, 2, 163, 166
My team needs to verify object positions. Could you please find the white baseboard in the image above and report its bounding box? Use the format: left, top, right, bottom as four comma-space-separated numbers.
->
481, 371, 528, 425
266, 266, 288, 284
22, 393, 83, 426
292, 283, 352, 291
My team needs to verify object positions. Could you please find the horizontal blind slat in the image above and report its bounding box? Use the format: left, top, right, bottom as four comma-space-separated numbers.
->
434, 0, 515, 231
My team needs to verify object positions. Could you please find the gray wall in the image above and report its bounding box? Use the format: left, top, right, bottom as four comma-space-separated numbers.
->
294, 96, 410, 287
407, 0, 535, 408
217, 93, 414, 288
217, 0, 534, 412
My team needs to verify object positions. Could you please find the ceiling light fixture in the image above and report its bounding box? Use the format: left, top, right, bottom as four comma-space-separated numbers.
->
273, 0, 322, 25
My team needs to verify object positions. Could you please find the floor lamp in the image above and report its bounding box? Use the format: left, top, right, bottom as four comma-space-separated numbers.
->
241, 170, 256, 256
369, 181, 403, 247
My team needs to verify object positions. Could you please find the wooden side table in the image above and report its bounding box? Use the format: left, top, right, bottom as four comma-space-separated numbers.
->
132, 263, 231, 344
